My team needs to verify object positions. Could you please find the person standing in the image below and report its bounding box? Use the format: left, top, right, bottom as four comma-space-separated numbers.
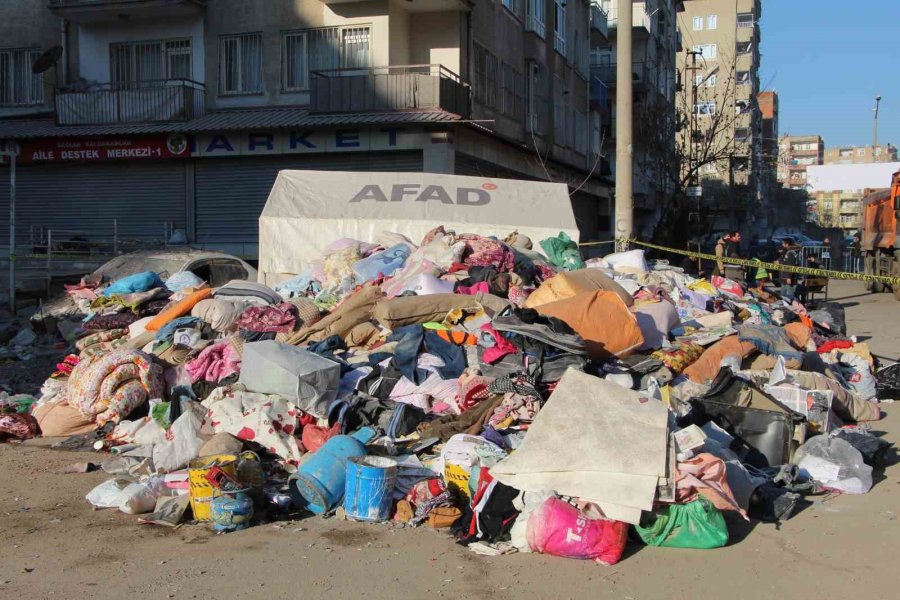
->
713, 230, 741, 277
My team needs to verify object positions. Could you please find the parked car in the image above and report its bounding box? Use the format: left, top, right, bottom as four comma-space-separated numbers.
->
32, 249, 257, 329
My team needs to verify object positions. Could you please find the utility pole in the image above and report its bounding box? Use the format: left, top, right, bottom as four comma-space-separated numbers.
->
873, 95, 882, 159
615, 0, 634, 248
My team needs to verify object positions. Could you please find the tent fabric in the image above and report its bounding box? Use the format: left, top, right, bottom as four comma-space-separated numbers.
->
490, 369, 669, 525
258, 171, 580, 286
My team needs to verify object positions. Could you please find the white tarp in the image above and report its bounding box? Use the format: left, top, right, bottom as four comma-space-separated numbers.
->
258, 170, 579, 285
490, 369, 669, 524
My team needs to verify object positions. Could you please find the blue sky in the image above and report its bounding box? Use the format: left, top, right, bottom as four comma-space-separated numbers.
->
760, 0, 900, 147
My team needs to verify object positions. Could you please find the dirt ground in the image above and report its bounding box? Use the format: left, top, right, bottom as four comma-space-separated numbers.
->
0, 280, 898, 600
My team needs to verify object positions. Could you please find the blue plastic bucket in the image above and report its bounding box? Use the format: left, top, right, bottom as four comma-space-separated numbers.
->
343, 456, 398, 522
289, 429, 375, 514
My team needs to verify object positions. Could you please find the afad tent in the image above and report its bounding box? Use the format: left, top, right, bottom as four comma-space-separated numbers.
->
258, 170, 580, 286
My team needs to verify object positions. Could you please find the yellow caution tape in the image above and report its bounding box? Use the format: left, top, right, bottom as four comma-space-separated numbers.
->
578, 238, 900, 286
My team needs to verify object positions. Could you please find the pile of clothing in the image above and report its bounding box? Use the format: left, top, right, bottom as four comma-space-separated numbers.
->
4, 226, 895, 563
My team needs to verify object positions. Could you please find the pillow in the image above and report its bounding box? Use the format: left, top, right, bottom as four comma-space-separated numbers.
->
525, 268, 634, 309
145, 288, 212, 332
32, 399, 98, 437
535, 291, 644, 359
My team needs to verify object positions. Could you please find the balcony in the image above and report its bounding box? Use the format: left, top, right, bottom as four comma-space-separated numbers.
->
590, 61, 652, 91
310, 65, 470, 118
55, 79, 205, 125
589, 77, 609, 112
605, 1, 654, 38
49, 0, 206, 24
590, 3, 610, 46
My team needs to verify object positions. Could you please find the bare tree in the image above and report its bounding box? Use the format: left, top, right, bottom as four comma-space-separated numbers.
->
623, 52, 756, 246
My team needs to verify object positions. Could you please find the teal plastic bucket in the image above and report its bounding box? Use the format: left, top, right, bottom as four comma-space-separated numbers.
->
343, 456, 398, 522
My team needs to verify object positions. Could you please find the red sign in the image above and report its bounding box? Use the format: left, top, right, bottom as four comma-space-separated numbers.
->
8, 134, 191, 164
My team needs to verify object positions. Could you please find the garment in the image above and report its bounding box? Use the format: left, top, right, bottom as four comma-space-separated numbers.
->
154, 316, 201, 343
83, 312, 140, 331
675, 453, 747, 518
388, 324, 467, 385
213, 281, 281, 305
283, 284, 381, 346
234, 302, 297, 333
456, 281, 491, 296
76, 328, 129, 352
186, 341, 242, 383
165, 271, 205, 292
739, 324, 804, 363
0, 413, 40, 441
418, 393, 506, 442
479, 324, 519, 364
103, 271, 164, 297
461, 236, 516, 273
67, 349, 164, 425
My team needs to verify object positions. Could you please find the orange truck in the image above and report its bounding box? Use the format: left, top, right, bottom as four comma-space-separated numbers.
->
861, 169, 900, 300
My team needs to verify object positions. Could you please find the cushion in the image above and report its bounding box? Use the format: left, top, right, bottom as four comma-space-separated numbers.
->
373, 293, 482, 330
145, 288, 212, 332
525, 268, 634, 309
632, 301, 681, 350
534, 291, 644, 359
683, 336, 757, 384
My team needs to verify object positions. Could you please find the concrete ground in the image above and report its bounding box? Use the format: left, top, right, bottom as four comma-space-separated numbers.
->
0, 280, 897, 600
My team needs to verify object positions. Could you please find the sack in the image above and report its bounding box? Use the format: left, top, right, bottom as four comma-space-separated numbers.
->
603, 249, 648, 273
634, 497, 728, 549
876, 363, 900, 400
539, 232, 585, 271
526, 497, 628, 564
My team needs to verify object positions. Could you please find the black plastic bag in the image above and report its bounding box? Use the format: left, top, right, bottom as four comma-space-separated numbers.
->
876, 363, 900, 400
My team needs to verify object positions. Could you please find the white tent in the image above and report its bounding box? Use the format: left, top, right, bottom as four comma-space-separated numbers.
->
258, 170, 579, 285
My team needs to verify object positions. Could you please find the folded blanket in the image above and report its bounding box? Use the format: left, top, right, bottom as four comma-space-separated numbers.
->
67, 349, 164, 425
186, 341, 241, 383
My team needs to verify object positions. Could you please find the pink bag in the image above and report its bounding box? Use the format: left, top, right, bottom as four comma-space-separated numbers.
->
526, 498, 628, 565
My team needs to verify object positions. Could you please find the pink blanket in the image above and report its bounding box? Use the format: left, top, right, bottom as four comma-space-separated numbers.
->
186, 342, 241, 383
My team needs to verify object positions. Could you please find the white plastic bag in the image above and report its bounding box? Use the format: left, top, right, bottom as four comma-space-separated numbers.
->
836, 352, 877, 401
86, 478, 132, 509
152, 403, 206, 473
795, 435, 873, 495
602, 249, 648, 273
119, 481, 161, 515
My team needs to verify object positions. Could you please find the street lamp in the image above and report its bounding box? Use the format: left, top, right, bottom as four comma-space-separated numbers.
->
873, 95, 882, 159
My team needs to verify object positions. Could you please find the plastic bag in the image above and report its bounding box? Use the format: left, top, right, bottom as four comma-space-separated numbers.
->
86, 478, 133, 509
525, 497, 628, 565
539, 232, 585, 271
794, 435, 873, 494
634, 497, 729, 549
836, 353, 877, 401
875, 363, 900, 401
151, 403, 205, 473
119, 480, 163, 514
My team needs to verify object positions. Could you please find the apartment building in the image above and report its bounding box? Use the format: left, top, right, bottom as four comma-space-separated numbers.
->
589, 0, 681, 234
676, 0, 762, 222
0, 0, 612, 258
806, 161, 900, 233
777, 134, 824, 190
824, 144, 898, 165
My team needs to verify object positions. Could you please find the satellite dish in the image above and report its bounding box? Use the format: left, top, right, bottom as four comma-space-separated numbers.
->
31, 46, 63, 75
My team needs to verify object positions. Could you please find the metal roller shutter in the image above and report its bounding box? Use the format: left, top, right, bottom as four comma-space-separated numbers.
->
193, 151, 423, 244
0, 161, 187, 245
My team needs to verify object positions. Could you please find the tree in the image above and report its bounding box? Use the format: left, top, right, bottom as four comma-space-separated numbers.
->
624, 52, 758, 247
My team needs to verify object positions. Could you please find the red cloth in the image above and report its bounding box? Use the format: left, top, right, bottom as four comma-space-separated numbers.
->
817, 339, 854, 353
479, 324, 518, 364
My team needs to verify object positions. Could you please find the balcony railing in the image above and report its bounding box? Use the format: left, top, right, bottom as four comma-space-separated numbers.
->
590, 3, 609, 45
590, 61, 653, 90
55, 79, 206, 126
605, 1, 653, 36
589, 77, 609, 112
310, 65, 470, 118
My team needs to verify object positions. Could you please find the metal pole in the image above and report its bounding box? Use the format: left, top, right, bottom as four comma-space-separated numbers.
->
615, 0, 634, 249
8, 152, 15, 314
113, 218, 118, 255
46, 229, 52, 297
873, 95, 881, 158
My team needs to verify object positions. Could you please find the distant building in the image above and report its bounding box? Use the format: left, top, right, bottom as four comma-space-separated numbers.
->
778, 134, 824, 190
824, 144, 898, 165
805, 161, 900, 233
757, 91, 778, 219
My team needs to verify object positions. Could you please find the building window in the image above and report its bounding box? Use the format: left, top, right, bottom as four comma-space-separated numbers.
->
736, 41, 752, 55
110, 39, 192, 83
573, 29, 588, 77
736, 70, 750, 85
473, 43, 499, 109
737, 13, 755, 28
502, 0, 524, 19
281, 31, 308, 91
699, 162, 718, 175
0, 47, 44, 106
526, 0, 546, 37
554, 0, 566, 55
500, 63, 524, 119
875, 147, 883, 156
693, 44, 717, 60
735, 127, 750, 142
857, 148, 865, 157
692, 16, 703, 30
219, 32, 263, 95
526, 61, 548, 135
693, 102, 716, 117
707, 15, 718, 30
307, 26, 372, 72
